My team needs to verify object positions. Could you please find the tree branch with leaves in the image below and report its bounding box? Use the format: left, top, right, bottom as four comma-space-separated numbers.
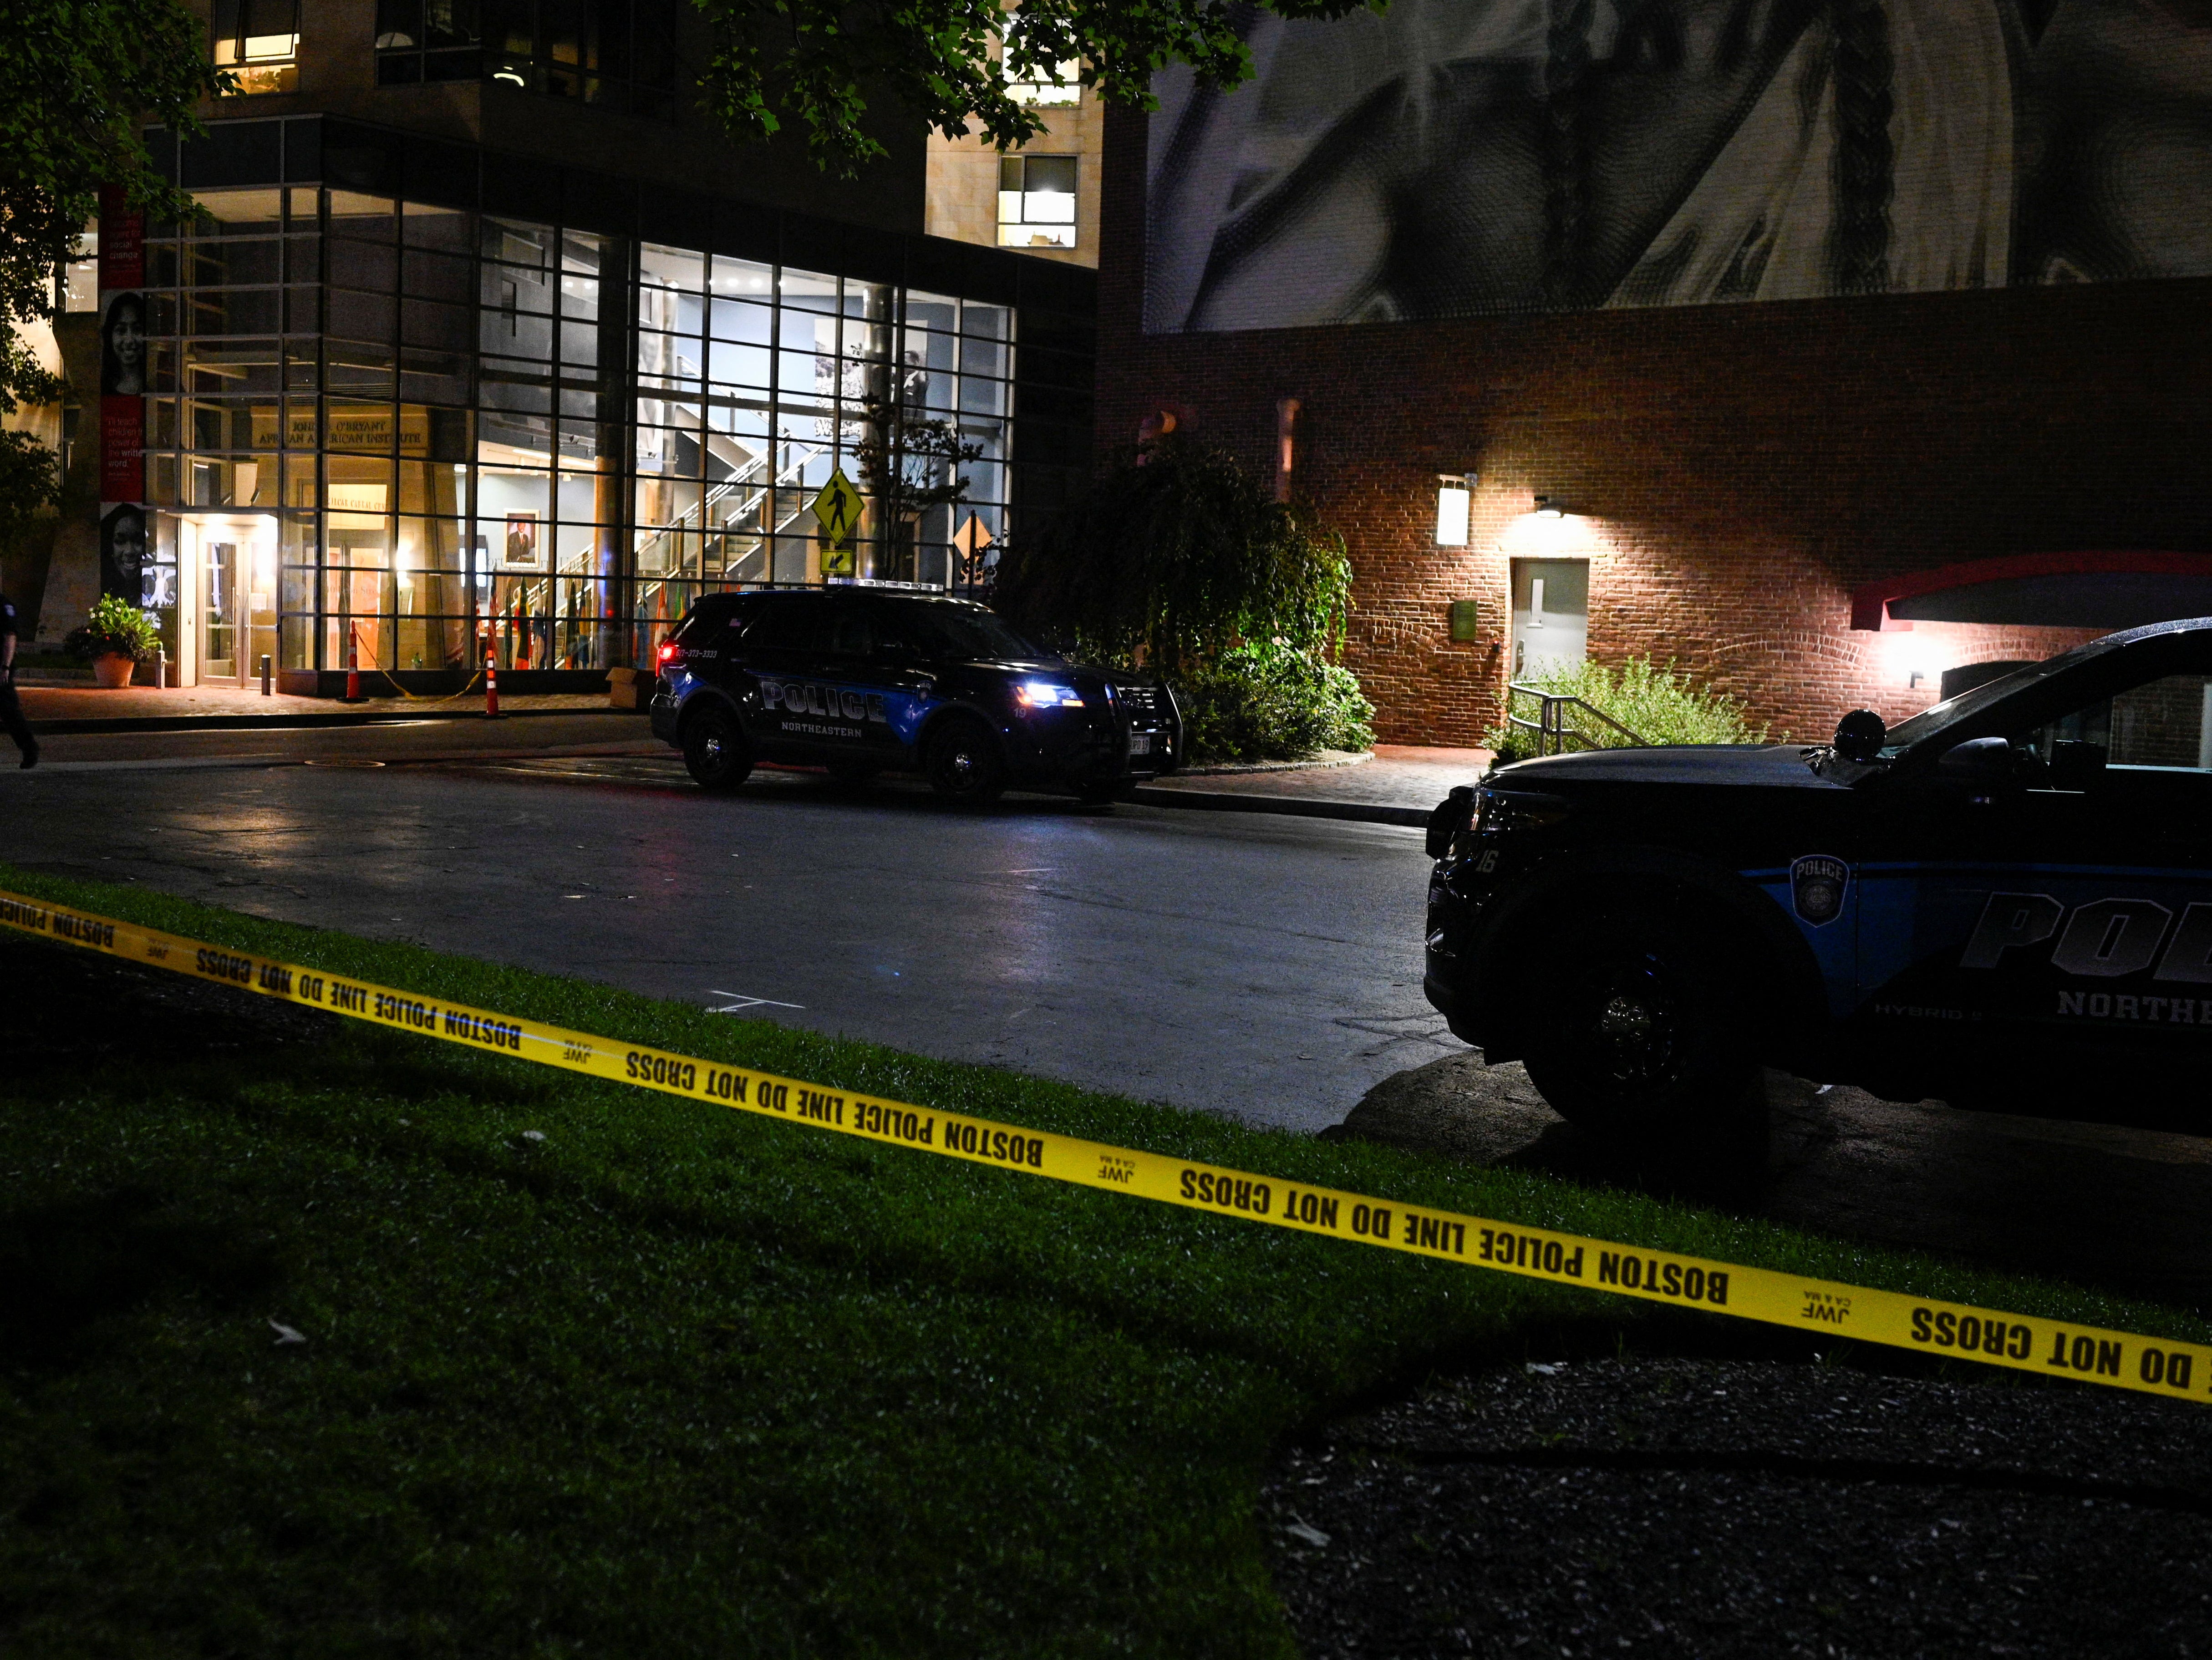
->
690, 0, 1381, 174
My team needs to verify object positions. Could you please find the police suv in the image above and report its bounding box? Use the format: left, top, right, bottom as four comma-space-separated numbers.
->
1423, 618, 2212, 1141
649, 586, 1181, 804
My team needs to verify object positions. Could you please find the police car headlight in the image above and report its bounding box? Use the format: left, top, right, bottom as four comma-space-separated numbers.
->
1015, 681, 1084, 710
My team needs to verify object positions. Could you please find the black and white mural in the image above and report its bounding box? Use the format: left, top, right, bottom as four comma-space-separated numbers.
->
1145, 0, 2212, 330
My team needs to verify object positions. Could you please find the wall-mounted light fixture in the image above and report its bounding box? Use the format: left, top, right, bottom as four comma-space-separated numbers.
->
1532, 494, 1566, 519
1435, 474, 1473, 547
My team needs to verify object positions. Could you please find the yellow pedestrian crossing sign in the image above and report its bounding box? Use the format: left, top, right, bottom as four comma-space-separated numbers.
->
813, 467, 864, 553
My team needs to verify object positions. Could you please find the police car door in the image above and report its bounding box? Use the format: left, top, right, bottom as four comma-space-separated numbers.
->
734, 593, 835, 760
1866, 637, 2212, 1088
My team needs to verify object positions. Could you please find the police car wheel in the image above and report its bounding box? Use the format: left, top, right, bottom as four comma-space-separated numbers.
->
681, 709, 753, 791
924, 718, 1005, 804
1522, 913, 1761, 1142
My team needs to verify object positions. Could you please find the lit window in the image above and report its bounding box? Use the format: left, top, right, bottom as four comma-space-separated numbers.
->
997, 155, 1077, 251
1003, 50, 1079, 107
213, 0, 300, 94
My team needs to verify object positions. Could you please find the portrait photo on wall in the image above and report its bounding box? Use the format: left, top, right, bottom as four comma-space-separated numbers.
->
1145, 0, 2212, 332
99, 291, 147, 395
99, 503, 148, 600
502, 512, 543, 572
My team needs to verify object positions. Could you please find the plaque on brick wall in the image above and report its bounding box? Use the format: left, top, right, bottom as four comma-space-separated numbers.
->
1449, 600, 1480, 643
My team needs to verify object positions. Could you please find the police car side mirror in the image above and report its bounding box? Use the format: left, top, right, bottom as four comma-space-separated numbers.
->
1425, 785, 1474, 859
1832, 710, 1886, 762
1934, 736, 2017, 792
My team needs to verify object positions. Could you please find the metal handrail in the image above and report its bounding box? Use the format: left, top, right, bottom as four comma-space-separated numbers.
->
1505, 682, 1649, 756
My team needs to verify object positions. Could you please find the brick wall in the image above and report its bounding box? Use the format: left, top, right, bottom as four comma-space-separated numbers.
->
1094, 105, 2212, 748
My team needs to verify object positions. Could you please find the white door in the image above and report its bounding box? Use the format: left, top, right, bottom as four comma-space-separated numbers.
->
1510, 558, 1588, 680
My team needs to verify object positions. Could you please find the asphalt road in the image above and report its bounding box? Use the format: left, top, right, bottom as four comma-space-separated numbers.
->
1, 724, 1448, 1131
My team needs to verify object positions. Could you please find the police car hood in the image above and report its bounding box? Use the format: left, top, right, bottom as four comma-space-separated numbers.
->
1496, 744, 1826, 788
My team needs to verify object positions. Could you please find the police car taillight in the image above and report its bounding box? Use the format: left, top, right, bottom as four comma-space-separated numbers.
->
657, 642, 677, 664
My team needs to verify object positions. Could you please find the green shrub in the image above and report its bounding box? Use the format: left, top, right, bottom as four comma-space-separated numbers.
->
64, 594, 161, 662
1483, 656, 1772, 763
1173, 641, 1375, 763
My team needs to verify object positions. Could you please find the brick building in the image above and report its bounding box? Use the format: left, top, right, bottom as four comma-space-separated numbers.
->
1094, 0, 2212, 746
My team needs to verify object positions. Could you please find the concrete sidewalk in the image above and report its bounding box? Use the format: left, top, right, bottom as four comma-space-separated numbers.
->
19, 682, 616, 734
1133, 744, 1492, 827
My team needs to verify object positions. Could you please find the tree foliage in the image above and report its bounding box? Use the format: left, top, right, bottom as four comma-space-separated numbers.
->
691, 0, 1380, 174
0, 0, 224, 410
0, 429, 61, 548
991, 437, 1354, 677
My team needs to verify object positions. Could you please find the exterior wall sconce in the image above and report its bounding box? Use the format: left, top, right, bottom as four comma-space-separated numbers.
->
1435, 474, 1473, 547
1532, 494, 1566, 519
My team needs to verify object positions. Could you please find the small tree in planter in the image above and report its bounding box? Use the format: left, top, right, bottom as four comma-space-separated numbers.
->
992, 439, 1372, 762
66, 594, 160, 688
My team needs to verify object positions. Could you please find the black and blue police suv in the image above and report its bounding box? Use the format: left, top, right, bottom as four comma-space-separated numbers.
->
649, 587, 1181, 805
1423, 618, 2212, 1141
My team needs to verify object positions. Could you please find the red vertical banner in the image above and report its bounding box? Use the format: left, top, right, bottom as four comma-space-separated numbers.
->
97, 186, 144, 290
97, 184, 150, 602
100, 398, 144, 501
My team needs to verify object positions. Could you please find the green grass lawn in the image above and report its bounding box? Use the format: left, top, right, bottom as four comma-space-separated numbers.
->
1, 863, 2202, 1658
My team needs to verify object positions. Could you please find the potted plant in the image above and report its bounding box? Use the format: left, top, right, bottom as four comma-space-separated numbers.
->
66, 595, 161, 689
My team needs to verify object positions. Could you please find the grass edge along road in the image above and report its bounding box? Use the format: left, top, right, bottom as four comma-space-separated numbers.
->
0, 864, 2203, 1658
6, 879, 2207, 1406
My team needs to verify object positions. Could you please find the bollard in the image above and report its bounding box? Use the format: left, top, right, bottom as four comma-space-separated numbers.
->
259, 653, 272, 697
485, 644, 501, 718
345, 625, 362, 703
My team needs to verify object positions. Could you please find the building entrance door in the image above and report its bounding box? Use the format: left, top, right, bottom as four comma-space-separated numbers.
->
1510, 558, 1588, 680
203, 538, 241, 683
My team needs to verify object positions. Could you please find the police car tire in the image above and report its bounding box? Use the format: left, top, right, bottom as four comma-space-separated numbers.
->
1520, 907, 1762, 1143
924, 717, 1005, 804
682, 708, 753, 791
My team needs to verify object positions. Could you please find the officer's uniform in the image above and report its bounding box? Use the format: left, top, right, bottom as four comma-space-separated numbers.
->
0, 591, 38, 768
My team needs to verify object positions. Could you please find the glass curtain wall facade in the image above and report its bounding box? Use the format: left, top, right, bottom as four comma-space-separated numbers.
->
136, 181, 1019, 687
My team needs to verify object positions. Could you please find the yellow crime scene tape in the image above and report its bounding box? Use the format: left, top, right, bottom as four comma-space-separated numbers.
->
5, 884, 2207, 1404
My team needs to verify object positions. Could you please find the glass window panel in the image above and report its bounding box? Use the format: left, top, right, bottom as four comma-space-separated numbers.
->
707, 338, 770, 389
903, 291, 959, 332
281, 453, 318, 508
327, 452, 397, 522
190, 188, 285, 231
558, 273, 600, 324
959, 335, 1008, 379
187, 238, 282, 286
400, 300, 471, 357
708, 294, 773, 342
284, 234, 320, 282
640, 242, 703, 291
961, 301, 1011, 341
376, 0, 422, 46
483, 217, 553, 270
710, 256, 773, 297
401, 203, 471, 251
285, 287, 319, 332
402, 247, 472, 300
480, 406, 555, 460
483, 258, 555, 313
557, 318, 598, 367
329, 289, 396, 343
328, 192, 397, 240
396, 459, 467, 515
482, 303, 554, 362
326, 401, 397, 453
779, 267, 839, 314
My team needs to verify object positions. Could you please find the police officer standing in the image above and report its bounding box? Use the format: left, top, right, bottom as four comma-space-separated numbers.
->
1, 589, 37, 768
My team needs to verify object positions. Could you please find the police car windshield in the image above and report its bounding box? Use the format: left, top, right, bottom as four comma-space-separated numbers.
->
1878, 632, 2132, 757
879, 599, 1050, 663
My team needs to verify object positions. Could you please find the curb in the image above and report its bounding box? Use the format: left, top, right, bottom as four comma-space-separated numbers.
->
1126, 784, 1429, 828
27, 707, 640, 736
